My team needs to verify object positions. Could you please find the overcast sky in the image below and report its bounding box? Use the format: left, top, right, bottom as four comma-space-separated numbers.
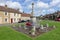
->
0, 0, 60, 16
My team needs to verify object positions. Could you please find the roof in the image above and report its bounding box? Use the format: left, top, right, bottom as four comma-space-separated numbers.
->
21, 13, 31, 17
0, 6, 22, 14
0, 5, 31, 17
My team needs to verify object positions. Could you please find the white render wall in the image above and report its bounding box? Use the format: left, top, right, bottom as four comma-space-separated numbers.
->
3, 12, 10, 23
10, 13, 21, 23
0, 17, 2, 24
21, 17, 30, 20
0, 11, 30, 24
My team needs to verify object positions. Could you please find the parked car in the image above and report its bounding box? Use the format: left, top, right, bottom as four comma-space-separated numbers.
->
26, 20, 31, 22
18, 20, 26, 23
55, 18, 60, 21
21, 20, 26, 22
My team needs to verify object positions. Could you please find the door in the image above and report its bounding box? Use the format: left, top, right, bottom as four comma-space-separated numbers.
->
11, 18, 13, 23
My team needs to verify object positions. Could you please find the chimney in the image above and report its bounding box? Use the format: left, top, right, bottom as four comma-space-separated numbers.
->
5, 5, 7, 7
23, 11, 24, 13
17, 8, 19, 11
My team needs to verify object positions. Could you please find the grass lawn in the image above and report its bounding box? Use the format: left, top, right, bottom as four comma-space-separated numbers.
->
0, 26, 32, 40
0, 20, 60, 40
35, 20, 60, 40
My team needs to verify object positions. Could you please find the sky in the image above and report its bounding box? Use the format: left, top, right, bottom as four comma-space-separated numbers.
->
0, 0, 60, 16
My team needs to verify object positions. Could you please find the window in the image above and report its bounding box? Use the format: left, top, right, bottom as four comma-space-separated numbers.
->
5, 12, 8, 16
16, 13, 19, 16
14, 13, 16, 16
18, 14, 19, 16
5, 18, 8, 22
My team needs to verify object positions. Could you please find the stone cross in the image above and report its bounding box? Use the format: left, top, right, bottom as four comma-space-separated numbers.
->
41, 25, 44, 29
53, 25, 56, 28
46, 23, 49, 27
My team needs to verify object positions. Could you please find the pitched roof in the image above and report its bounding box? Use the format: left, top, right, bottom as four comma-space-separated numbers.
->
0, 5, 31, 17
21, 13, 31, 17
0, 6, 22, 14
